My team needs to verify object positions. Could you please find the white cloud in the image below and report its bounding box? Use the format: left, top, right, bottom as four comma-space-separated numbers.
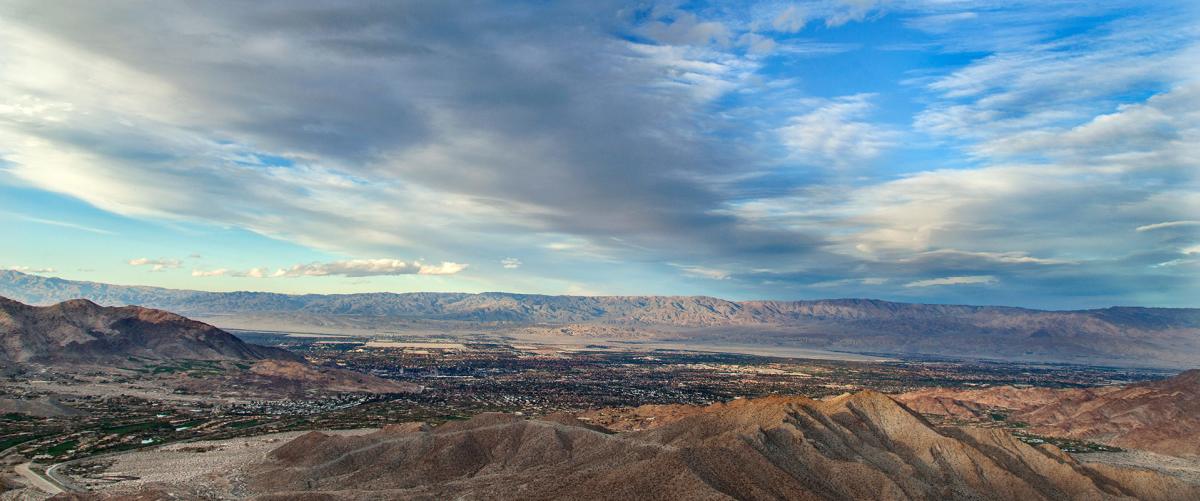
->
1136, 220, 1200, 232
128, 257, 181, 271
905, 275, 997, 288
809, 277, 888, 288
771, 5, 806, 33
903, 249, 1072, 266
191, 268, 228, 277
6, 266, 56, 274
273, 259, 468, 278
824, 0, 884, 27
243, 267, 268, 278
673, 264, 730, 280
777, 94, 897, 167
501, 258, 522, 269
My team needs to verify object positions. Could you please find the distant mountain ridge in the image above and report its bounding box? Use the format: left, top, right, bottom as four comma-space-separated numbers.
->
4, 270, 1199, 368
3, 270, 1196, 325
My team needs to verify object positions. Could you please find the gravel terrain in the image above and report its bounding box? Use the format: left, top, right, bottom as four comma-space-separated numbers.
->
63, 429, 377, 498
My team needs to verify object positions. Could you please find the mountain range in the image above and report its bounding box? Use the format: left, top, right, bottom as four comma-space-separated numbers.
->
3, 270, 1199, 368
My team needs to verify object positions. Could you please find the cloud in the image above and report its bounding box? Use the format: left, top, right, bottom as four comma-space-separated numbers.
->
273, 259, 468, 278
501, 258, 522, 269
901, 249, 1072, 266
1137, 220, 1200, 232
0, 2, 1194, 308
824, 0, 884, 27
128, 258, 181, 271
191, 268, 228, 277
673, 264, 731, 280
0, 1, 804, 277
771, 5, 807, 33
777, 94, 897, 167
1, 211, 115, 235
242, 267, 269, 279
905, 275, 997, 288
6, 266, 56, 274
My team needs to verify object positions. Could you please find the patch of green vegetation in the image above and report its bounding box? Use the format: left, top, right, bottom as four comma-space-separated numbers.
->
174, 419, 206, 429
1, 412, 35, 422
0, 434, 44, 451
44, 439, 78, 456
229, 419, 261, 429
1015, 433, 1122, 453
989, 412, 1007, 422
100, 421, 172, 435
139, 359, 228, 377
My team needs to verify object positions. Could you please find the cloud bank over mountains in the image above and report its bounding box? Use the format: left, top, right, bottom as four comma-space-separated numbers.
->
0, 1, 1196, 307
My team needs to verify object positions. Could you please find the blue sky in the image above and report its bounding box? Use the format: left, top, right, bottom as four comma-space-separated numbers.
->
0, 0, 1197, 308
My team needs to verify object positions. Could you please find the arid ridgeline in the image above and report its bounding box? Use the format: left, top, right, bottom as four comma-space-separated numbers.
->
61, 392, 1200, 500
897, 369, 1200, 458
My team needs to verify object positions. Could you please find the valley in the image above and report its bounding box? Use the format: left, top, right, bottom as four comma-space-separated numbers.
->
1, 294, 1196, 499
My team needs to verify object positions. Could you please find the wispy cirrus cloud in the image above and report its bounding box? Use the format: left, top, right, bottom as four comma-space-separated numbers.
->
1, 212, 115, 235
1137, 220, 1200, 232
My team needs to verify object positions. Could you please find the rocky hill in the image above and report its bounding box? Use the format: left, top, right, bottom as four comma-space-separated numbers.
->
0, 296, 298, 365
80, 392, 1195, 500
0, 295, 419, 396
896, 370, 1200, 457
4, 270, 1199, 367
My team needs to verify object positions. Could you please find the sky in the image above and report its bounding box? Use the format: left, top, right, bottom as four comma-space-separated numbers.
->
0, 0, 1197, 308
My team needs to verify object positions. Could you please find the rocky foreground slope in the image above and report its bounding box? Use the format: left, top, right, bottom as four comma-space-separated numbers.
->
4, 270, 1200, 368
70, 393, 1200, 500
897, 370, 1200, 458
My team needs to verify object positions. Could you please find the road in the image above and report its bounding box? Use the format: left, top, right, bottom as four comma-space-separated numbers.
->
14, 462, 65, 495
46, 458, 88, 492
